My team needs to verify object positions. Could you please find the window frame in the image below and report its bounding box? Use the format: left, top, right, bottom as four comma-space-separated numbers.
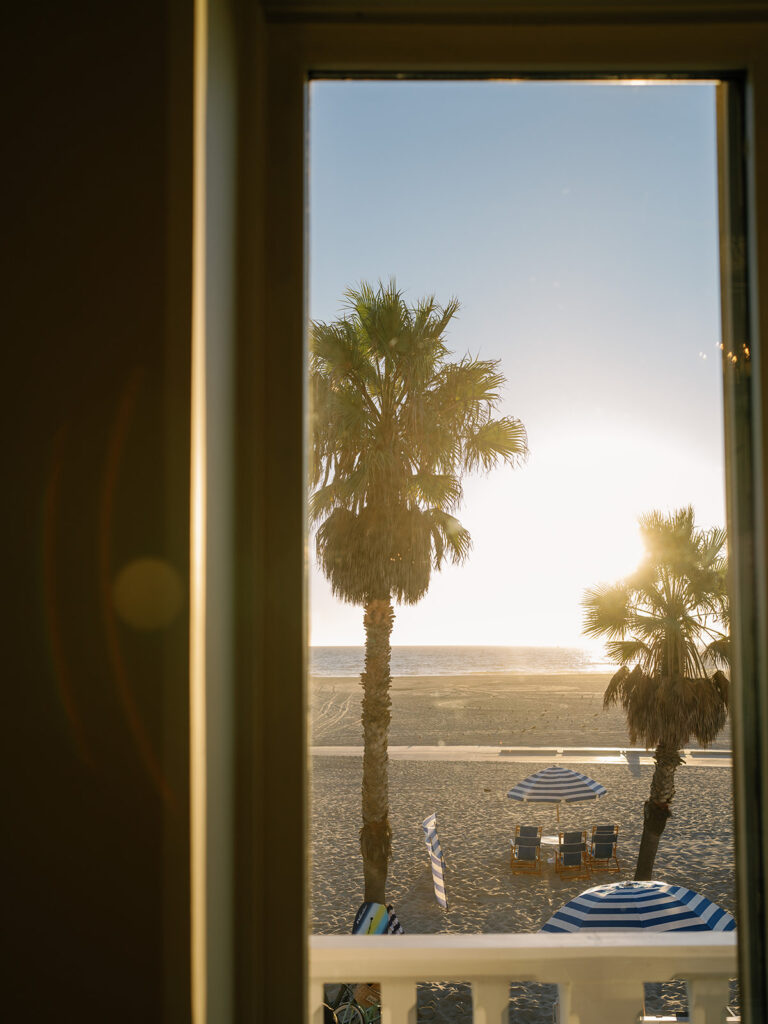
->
192, 6, 768, 1021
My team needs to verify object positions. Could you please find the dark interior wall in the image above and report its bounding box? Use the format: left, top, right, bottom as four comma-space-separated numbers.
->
5, 3, 191, 1019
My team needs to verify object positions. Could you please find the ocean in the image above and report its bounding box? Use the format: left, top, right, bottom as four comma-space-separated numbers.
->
309, 645, 614, 677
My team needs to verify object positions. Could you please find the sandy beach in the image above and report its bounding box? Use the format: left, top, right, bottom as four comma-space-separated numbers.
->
310, 672, 732, 750
310, 673, 736, 1021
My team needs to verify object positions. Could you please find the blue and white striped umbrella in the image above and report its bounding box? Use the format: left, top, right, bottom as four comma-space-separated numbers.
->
507, 765, 607, 806
421, 812, 447, 909
542, 881, 736, 932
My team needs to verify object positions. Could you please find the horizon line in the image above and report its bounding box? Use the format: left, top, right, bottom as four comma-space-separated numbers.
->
309, 641, 600, 648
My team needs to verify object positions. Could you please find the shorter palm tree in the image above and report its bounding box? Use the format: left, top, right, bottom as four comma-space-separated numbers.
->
582, 507, 730, 880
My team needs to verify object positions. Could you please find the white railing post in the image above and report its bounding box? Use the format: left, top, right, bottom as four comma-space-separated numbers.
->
556, 981, 571, 1024
687, 975, 732, 1024
564, 977, 644, 1024
379, 979, 418, 1024
308, 979, 325, 1024
472, 979, 510, 1024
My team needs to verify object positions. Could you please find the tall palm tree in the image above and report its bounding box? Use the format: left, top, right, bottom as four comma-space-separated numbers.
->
310, 280, 528, 903
582, 506, 730, 880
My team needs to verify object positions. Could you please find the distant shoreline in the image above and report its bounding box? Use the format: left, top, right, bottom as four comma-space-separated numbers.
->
310, 671, 613, 693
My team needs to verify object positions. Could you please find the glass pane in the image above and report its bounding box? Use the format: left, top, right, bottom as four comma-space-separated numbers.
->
308, 79, 736, 1022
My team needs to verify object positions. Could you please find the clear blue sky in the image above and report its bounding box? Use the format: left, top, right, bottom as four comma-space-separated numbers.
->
308, 80, 724, 647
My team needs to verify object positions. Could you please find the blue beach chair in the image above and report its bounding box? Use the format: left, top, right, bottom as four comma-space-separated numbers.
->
511, 824, 542, 874
588, 824, 621, 873
555, 829, 590, 881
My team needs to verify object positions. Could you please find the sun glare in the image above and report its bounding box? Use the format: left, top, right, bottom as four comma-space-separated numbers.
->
579, 517, 644, 582
309, 79, 724, 649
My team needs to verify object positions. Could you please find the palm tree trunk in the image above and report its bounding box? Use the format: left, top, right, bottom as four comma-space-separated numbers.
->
634, 742, 683, 880
359, 596, 395, 903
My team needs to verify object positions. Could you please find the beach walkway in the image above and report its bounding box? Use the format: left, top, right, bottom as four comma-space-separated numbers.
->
310, 744, 733, 766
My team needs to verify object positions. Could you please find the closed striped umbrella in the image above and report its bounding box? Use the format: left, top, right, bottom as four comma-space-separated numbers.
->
421, 812, 447, 909
507, 765, 606, 820
542, 880, 736, 932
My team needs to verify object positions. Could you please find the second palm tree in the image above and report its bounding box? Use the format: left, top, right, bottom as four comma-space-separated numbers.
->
582, 507, 730, 880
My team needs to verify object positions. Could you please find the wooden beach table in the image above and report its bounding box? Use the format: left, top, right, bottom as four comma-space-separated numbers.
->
540, 834, 560, 865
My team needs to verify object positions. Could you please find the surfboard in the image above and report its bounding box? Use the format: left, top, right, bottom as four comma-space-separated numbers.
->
351, 901, 390, 935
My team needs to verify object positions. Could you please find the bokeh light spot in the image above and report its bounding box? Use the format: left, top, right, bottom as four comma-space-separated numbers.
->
112, 558, 184, 630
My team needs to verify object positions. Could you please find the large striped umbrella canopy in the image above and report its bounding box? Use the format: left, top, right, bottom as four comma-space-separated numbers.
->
542, 881, 736, 932
507, 765, 606, 819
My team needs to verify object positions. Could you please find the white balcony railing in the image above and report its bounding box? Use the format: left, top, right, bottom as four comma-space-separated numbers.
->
310, 932, 738, 1024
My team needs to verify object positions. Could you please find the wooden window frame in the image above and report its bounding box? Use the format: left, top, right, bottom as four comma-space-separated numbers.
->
190, 4, 768, 1021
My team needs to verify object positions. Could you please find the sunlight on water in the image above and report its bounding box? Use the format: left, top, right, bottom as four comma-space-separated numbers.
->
310, 645, 614, 677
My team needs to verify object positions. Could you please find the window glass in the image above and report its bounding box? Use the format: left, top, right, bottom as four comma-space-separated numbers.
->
308, 80, 735, 1021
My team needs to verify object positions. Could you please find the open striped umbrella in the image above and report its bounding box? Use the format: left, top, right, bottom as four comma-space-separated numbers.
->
542, 880, 736, 932
507, 765, 606, 821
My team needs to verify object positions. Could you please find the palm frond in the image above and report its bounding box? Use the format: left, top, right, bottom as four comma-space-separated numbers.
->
582, 582, 631, 640
407, 473, 463, 510
684, 677, 729, 746
604, 639, 651, 666
712, 670, 729, 709
308, 468, 370, 523
463, 417, 529, 472
603, 665, 632, 709
703, 635, 731, 671
424, 508, 472, 566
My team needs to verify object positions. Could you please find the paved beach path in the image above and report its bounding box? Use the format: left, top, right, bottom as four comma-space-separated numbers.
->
310, 744, 732, 766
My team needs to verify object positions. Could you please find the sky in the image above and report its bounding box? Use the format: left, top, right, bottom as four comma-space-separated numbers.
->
308, 80, 725, 648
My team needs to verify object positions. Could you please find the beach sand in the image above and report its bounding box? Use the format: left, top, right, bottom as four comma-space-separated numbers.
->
310, 673, 736, 1022
310, 672, 732, 749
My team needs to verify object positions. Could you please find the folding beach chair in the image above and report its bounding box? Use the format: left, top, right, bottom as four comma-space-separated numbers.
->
511, 824, 542, 874
555, 829, 590, 881
588, 824, 621, 873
